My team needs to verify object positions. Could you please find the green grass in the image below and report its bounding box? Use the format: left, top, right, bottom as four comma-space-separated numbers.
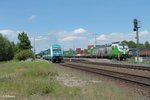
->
0, 60, 147, 100
0, 61, 80, 99
79, 83, 135, 100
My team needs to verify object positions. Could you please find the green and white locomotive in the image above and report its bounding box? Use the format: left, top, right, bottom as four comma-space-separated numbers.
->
93, 42, 129, 60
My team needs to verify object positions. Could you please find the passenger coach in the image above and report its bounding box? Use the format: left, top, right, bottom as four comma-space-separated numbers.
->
42, 44, 63, 63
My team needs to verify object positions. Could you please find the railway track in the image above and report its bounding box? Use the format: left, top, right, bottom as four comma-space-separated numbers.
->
60, 62, 150, 87
64, 58, 150, 71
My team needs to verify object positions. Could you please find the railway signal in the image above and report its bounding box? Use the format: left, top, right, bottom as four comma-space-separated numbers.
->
133, 18, 141, 62
133, 19, 138, 31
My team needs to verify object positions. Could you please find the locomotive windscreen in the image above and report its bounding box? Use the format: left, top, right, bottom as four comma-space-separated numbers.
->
53, 48, 61, 52
119, 43, 128, 49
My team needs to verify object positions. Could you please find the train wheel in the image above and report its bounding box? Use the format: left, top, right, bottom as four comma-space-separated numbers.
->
120, 57, 123, 61
52, 59, 56, 63
57, 60, 61, 63
124, 57, 127, 61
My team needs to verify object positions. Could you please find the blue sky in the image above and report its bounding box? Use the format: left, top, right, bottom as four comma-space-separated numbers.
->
0, 0, 150, 53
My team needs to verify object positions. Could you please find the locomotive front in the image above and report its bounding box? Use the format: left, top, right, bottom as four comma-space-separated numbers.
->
114, 43, 129, 60
51, 44, 63, 63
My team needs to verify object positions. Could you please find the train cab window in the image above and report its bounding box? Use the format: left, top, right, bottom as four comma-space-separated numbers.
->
119, 43, 128, 49
119, 46, 123, 50
53, 48, 61, 52
124, 45, 128, 49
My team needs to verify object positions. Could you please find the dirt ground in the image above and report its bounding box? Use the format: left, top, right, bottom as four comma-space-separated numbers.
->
54, 63, 150, 100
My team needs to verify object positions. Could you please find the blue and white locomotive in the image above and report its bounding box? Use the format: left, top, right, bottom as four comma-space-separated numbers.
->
42, 44, 63, 63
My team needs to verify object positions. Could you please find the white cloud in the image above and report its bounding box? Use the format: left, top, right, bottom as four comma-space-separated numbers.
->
89, 30, 150, 45
0, 29, 16, 36
139, 30, 150, 36
97, 34, 107, 41
58, 28, 88, 42
59, 36, 85, 42
0, 29, 27, 43
35, 36, 47, 42
29, 15, 37, 21
30, 36, 47, 42
59, 36, 77, 42
0, 29, 20, 42
73, 28, 87, 34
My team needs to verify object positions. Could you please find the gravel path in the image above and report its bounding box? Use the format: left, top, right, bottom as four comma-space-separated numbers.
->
56, 62, 150, 99
55, 73, 101, 87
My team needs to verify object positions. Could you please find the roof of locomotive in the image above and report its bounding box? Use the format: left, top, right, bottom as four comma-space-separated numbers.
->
51, 44, 61, 48
96, 44, 112, 48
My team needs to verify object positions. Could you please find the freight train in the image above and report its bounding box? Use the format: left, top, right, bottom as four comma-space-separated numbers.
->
64, 42, 129, 60
129, 48, 150, 57
37, 44, 63, 63
93, 42, 129, 60
140, 48, 150, 57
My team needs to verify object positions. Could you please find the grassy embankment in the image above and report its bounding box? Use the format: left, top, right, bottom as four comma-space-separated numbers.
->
0, 60, 144, 100
0, 61, 80, 99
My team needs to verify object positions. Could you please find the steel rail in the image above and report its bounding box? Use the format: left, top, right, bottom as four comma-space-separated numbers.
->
60, 62, 150, 86
64, 58, 150, 71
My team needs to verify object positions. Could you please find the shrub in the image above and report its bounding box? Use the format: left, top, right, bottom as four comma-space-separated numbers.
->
0, 34, 14, 61
15, 50, 35, 61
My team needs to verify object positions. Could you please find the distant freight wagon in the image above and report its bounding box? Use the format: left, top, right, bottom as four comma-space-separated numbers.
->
139, 48, 150, 57
129, 48, 150, 57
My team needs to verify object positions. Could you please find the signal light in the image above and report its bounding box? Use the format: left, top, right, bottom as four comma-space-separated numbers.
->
133, 28, 137, 31
134, 19, 138, 28
133, 18, 138, 31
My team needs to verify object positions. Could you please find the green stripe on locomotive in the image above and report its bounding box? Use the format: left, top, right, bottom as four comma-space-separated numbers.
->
112, 45, 128, 57
112, 46, 119, 56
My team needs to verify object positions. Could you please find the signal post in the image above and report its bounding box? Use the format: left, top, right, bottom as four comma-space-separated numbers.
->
133, 18, 140, 62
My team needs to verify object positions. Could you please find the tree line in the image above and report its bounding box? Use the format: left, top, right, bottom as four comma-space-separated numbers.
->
0, 32, 34, 61
122, 40, 150, 49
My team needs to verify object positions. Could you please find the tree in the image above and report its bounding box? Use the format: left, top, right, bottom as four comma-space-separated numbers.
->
15, 32, 34, 61
122, 40, 129, 46
128, 41, 137, 48
0, 34, 14, 61
12, 42, 20, 53
138, 43, 145, 49
18, 32, 32, 50
145, 41, 150, 49
122, 40, 137, 48
15, 50, 34, 61
122, 40, 128, 44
